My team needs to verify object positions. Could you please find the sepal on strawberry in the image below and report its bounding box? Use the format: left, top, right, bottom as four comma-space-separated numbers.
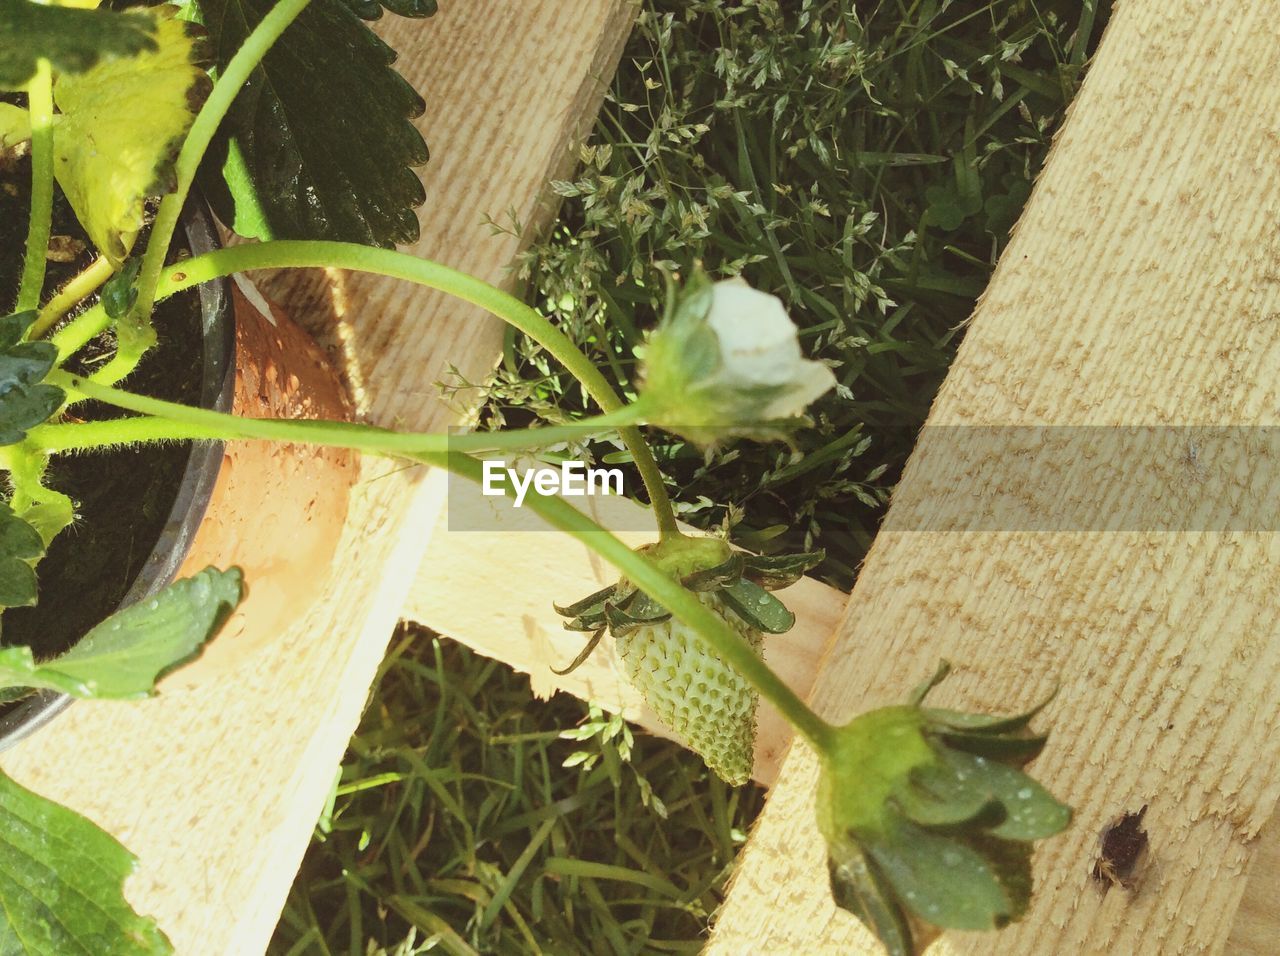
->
817, 662, 1070, 956
553, 536, 822, 785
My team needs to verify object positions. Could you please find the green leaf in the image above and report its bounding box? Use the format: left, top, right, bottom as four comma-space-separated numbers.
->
922, 692, 1055, 736
864, 818, 1019, 931
741, 549, 825, 590
17, 495, 73, 549
935, 728, 1048, 764
102, 256, 143, 320
827, 834, 916, 956
0, 102, 30, 150
0, 501, 44, 609
719, 576, 796, 633
681, 552, 744, 591
337, 0, 437, 21
0, 311, 64, 447
603, 591, 671, 635
52, 11, 210, 264
553, 583, 620, 618
0, 768, 171, 954
550, 627, 606, 677
0, 566, 243, 698
932, 750, 1071, 842
193, 0, 430, 246
893, 762, 1001, 831
0, 0, 158, 90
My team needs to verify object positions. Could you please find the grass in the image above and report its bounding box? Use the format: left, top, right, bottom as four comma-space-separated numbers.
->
272, 1, 1111, 952
271, 633, 761, 954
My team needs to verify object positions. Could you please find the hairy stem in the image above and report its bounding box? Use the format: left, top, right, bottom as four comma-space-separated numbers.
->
103, 0, 314, 384
50, 301, 109, 363
31, 256, 114, 339
145, 240, 681, 537
16, 60, 55, 314
37, 373, 650, 460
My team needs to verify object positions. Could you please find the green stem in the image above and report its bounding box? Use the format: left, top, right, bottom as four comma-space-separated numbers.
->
0, 444, 58, 512
34, 386, 828, 750
429, 450, 836, 751
50, 301, 109, 363
142, 240, 682, 538
31, 256, 114, 339
103, 0, 314, 384
37, 372, 649, 459
16, 60, 54, 314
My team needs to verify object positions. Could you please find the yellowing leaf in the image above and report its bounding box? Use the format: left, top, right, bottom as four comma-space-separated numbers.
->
0, 102, 30, 150
53, 12, 209, 263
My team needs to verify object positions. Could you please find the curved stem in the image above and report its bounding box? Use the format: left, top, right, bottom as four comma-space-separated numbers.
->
105, 0, 314, 383
31, 376, 831, 749
38, 372, 650, 460
16, 60, 54, 314
144, 240, 682, 538
31, 256, 114, 339
428, 450, 836, 751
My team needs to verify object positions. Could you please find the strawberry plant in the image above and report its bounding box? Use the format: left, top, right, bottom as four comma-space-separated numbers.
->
0, 2, 1071, 954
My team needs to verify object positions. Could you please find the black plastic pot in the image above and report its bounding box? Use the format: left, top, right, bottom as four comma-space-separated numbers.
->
0, 200, 235, 750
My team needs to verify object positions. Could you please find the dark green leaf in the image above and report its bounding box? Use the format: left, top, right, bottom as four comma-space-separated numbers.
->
562, 608, 607, 633
0, 768, 171, 954
103, 257, 143, 320
681, 552, 743, 591
0, 311, 64, 446
864, 818, 1017, 931
0, 0, 158, 90
553, 583, 620, 618
194, 0, 430, 246
338, 0, 437, 21
894, 761, 1002, 831
923, 688, 1056, 735
741, 549, 825, 590
719, 576, 796, 633
0, 501, 43, 608
0, 566, 243, 698
935, 749, 1071, 842
550, 627, 606, 677
935, 728, 1048, 764
603, 592, 671, 636
827, 834, 916, 956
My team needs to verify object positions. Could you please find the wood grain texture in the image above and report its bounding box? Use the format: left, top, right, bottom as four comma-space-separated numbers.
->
709, 2, 1280, 953
402, 484, 846, 786
0, 4, 632, 954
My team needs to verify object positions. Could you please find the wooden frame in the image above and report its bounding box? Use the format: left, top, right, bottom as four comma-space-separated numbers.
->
0, 5, 634, 953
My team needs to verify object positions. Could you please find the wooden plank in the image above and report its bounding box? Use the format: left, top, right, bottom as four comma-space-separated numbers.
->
1225, 807, 1280, 955
0, 5, 633, 955
401, 483, 847, 786
708, 2, 1280, 953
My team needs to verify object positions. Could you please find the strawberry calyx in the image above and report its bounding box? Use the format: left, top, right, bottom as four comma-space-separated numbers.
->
817, 662, 1071, 956
553, 535, 825, 661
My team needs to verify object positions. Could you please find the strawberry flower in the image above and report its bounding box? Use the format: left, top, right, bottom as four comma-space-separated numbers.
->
639, 269, 836, 445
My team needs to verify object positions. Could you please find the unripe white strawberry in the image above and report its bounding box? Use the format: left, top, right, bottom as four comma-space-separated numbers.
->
555, 538, 823, 786
616, 591, 762, 786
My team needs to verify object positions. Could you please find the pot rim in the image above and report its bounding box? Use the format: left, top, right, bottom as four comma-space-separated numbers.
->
0, 198, 236, 750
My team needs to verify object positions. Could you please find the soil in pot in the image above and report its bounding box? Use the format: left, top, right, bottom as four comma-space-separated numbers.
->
0, 155, 208, 663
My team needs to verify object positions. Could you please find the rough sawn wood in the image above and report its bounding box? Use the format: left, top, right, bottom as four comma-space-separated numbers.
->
709, 2, 1280, 953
